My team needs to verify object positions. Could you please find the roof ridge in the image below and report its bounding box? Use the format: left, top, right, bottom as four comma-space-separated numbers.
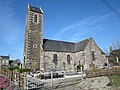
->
75, 38, 89, 52
29, 5, 43, 14
29, 5, 40, 9
43, 38, 75, 44
76, 38, 91, 43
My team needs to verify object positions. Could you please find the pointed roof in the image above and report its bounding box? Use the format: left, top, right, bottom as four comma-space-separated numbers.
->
29, 5, 43, 14
43, 38, 105, 54
75, 38, 89, 52
0, 56, 9, 59
43, 39, 75, 52
89, 38, 105, 54
43, 38, 89, 52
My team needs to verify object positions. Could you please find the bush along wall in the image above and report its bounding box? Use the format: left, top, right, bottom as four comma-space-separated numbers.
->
77, 64, 84, 72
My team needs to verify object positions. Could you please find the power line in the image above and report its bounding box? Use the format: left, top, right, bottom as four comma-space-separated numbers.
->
101, 0, 120, 18
103, 0, 120, 16
101, 0, 120, 16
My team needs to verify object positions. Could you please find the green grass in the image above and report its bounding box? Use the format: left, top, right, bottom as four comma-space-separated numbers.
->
107, 75, 120, 87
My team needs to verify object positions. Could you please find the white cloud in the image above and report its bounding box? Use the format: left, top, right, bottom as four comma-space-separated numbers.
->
53, 13, 111, 42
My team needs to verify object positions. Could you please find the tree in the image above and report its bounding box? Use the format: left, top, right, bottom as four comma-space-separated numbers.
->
108, 40, 120, 65
17, 66, 29, 89
77, 64, 84, 71
104, 49, 110, 56
112, 40, 120, 50
8, 66, 19, 81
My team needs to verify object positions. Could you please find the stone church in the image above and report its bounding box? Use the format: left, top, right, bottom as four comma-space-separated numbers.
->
24, 4, 108, 71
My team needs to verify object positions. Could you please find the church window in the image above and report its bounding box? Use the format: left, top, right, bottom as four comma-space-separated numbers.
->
53, 54, 58, 65
34, 14, 37, 23
67, 55, 71, 64
104, 63, 107, 66
92, 51, 95, 61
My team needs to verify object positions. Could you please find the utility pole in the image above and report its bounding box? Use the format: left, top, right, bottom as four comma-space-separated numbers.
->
18, 71, 20, 88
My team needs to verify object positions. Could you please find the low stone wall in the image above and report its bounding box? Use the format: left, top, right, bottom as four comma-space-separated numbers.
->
86, 67, 120, 78
52, 76, 110, 90
41, 76, 112, 90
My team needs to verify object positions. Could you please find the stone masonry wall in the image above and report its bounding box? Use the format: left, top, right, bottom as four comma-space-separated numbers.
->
43, 51, 75, 71
24, 7, 43, 70
41, 38, 108, 71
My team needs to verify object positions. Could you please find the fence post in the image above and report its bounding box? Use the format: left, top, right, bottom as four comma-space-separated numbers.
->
51, 71, 53, 87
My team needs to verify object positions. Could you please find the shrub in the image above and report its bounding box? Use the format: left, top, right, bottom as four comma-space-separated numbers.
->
38, 75, 44, 79
8, 66, 19, 71
108, 75, 120, 87
17, 68, 29, 73
106, 82, 112, 86
77, 65, 84, 71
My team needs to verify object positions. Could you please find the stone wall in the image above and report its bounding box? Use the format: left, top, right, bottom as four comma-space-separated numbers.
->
52, 76, 111, 90
43, 51, 75, 71
42, 38, 108, 71
41, 76, 112, 90
54, 77, 112, 90
24, 6, 43, 70
83, 38, 108, 69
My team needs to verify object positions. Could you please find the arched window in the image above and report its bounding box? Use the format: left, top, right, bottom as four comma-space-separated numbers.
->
53, 54, 58, 65
67, 55, 71, 64
92, 51, 95, 61
34, 14, 37, 23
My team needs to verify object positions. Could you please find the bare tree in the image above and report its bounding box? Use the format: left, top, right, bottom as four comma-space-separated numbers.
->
112, 40, 120, 50
108, 40, 120, 65
104, 49, 110, 56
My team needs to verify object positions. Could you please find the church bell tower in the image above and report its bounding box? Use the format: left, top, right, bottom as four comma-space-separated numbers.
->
24, 4, 43, 70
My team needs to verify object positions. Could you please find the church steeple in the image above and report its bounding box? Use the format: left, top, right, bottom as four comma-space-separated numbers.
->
28, 5, 43, 14
24, 4, 43, 70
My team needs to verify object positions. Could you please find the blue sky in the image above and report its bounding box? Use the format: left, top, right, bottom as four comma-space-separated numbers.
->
0, 0, 120, 61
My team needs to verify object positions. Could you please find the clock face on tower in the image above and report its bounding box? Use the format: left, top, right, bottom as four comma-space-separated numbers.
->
33, 44, 37, 48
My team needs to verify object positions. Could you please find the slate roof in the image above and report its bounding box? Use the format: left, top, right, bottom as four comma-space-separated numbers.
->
0, 56, 9, 59
43, 39, 75, 52
43, 38, 105, 54
100, 49, 105, 54
43, 38, 89, 52
75, 39, 89, 52
29, 5, 43, 14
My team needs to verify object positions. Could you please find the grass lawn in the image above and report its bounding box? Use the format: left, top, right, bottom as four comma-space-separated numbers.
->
107, 75, 120, 87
